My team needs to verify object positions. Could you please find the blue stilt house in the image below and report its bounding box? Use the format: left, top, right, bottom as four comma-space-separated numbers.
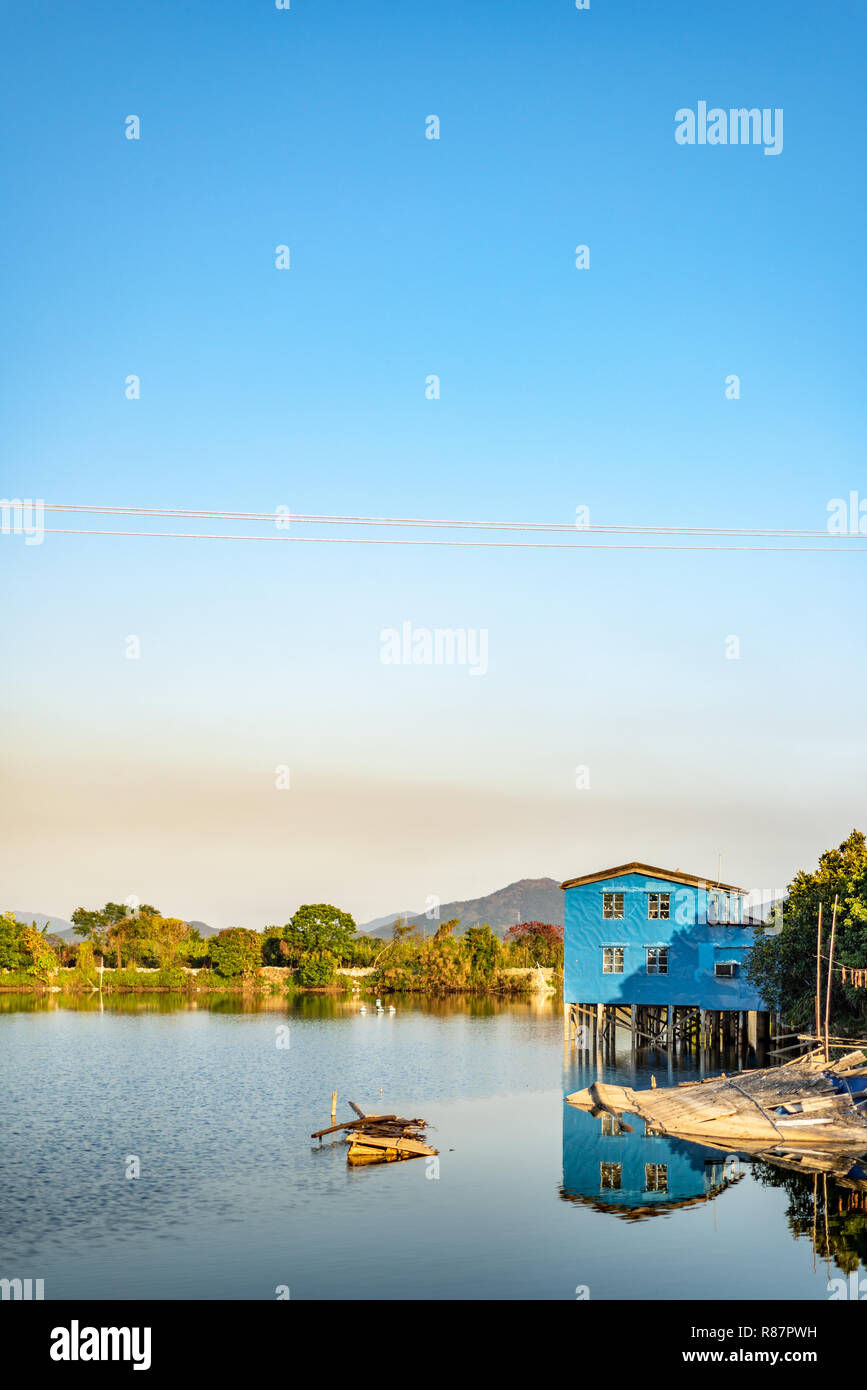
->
561, 1102, 742, 1218
561, 861, 767, 1012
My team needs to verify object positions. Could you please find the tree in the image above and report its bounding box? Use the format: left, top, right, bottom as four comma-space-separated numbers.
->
146, 916, 192, 970
745, 829, 867, 1033
286, 904, 357, 963
464, 924, 501, 981
295, 952, 337, 987
433, 918, 459, 942
210, 928, 263, 978
18, 924, 58, 982
504, 921, 564, 968
71, 901, 161, 967
0, 911, 23, 970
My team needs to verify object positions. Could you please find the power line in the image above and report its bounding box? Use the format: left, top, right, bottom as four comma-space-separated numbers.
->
40, 526, 867, 552
40, 501, 867, 541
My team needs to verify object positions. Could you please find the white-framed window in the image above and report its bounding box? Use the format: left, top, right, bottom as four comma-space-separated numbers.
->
603, 891, 624, 920
709, 891, 742, 925
714, 960, 739, 978
600, 1162, 622, 1190
644, 1163, 668, 1192
600, 1113, 622, 1136
648, 892, 670, 920
646, 946, 668, 975
603, 946, 625, 974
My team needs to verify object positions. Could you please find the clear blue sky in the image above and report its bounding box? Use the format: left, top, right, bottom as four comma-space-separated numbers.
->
2, 0, 866, 927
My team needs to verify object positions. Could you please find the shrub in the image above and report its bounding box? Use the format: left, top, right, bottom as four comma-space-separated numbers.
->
0, 912, 23, 970
19, 925, 59, 982
295, 951, 337, 988
464, 924, 501, 982
210, 928, 263, 978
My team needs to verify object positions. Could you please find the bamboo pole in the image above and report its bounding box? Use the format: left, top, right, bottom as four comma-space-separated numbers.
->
815, 902, 823, 1043
824, 895, 838, 1064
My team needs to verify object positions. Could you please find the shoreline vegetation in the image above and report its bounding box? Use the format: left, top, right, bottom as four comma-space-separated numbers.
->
5, 831, 864, 1028
0, 903, 564, 999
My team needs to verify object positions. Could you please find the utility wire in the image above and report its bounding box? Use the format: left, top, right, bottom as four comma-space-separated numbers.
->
40, 502, 867, 541
40, 526, 867, 552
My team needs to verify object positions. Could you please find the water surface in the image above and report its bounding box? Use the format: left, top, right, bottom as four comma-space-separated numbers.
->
1, 994, 862, 1299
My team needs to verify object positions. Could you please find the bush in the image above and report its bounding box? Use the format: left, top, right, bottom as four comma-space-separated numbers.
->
0, 912, 23, 970
295, 951, 337, 988
100, 968, 190, 991
73, 940, 99, 981
19, 925, 59, 982
210, 928, 263, 978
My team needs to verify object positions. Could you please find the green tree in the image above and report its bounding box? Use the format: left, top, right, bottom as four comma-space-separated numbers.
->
746, 829, 867, 1033
433, 918, 459, 942
18, 923, 58, 982
295, 951, 337, 987
145, 915, 192, 969
71, 901, 161, 967
210, 928, 263, 978
0, 911, 23, 970
464, 924, 501, 981
503, 921, 564, 968
286, 904, 357, 963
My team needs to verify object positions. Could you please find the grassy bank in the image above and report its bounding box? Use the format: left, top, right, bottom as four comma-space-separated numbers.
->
0, 964, 560, 998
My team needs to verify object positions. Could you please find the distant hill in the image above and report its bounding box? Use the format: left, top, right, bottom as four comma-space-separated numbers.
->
358, 877, 563, 939
9, 912, 219, 940
187, 920, 219, 938
11, 911, 76, 939
356, 908, 418, 935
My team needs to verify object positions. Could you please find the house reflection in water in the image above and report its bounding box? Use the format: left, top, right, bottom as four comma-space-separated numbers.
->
560, 1100, 743, 1220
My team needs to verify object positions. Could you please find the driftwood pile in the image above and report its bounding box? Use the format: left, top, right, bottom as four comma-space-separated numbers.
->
312, 1101, 437, 1165
566, 1048, 867, 1150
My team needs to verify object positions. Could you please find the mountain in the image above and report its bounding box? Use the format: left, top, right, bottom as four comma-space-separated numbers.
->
9, 912, 219, 940
357, 877, 563, 939
11, 911, 76, 939
355, 908, 418, 935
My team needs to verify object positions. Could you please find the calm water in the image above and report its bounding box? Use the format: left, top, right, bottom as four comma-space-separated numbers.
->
1, 994, 863, 1300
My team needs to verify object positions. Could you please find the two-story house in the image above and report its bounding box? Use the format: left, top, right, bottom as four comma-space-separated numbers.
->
561, 861, 767, 1012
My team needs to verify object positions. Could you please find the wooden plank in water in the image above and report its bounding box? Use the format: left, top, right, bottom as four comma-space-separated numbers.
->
348, 1132, 436, 1156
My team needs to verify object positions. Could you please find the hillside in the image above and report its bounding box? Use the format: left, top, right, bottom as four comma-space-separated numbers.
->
358, 877, 563, 939
10, 912, 219, 941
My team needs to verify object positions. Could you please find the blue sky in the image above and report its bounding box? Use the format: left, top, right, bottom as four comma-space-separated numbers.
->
2, 0, 865, 927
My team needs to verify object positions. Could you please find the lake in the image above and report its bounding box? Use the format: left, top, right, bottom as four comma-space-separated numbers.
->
1, 993, 862, 1300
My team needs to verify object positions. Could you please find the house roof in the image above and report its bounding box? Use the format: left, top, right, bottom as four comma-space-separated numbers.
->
560, 861, 746, 894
